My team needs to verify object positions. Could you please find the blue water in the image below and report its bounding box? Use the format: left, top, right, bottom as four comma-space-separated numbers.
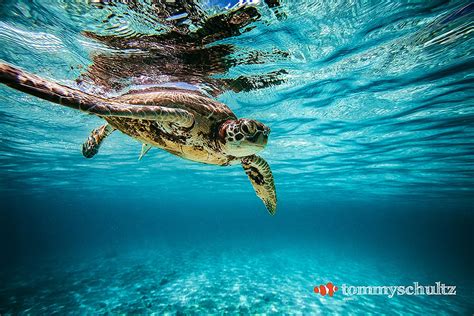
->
0, 0, 473, 314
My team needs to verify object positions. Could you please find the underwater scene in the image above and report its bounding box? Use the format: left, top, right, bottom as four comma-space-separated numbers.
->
0, 0, 473, 314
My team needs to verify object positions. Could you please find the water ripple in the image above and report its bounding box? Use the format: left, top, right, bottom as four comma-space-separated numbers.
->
0, 0, 473, 202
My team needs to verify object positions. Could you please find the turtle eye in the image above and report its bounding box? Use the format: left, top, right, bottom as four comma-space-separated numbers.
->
242, 121, 257, 135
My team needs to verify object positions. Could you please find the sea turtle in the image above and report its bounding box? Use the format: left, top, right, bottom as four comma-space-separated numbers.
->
0, 63, 277, 214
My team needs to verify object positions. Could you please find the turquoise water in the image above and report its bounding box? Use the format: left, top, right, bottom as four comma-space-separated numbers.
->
0, 0, 473, 314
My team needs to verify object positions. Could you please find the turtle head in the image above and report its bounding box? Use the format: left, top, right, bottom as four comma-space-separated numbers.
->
218, 119, 270, 157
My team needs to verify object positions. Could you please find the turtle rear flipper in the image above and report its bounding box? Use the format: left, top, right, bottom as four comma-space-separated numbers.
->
0, 63, 194, 127
82, 124, 115, 158
242, 155, 277, 215
139, 143, 152, 160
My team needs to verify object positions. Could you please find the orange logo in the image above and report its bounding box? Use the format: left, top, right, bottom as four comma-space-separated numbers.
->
314, 282, 339, 297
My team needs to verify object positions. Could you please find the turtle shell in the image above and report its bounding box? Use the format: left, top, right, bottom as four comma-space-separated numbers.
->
104, 87, 238, 165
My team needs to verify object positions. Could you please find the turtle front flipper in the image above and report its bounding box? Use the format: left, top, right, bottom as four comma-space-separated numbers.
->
0, 63, 194, 127
241, 155, 277, 215
82, 124, 115, 158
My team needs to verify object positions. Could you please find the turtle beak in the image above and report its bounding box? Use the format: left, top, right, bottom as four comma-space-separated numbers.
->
256, 131, 268, 147
263, 126, 271, 136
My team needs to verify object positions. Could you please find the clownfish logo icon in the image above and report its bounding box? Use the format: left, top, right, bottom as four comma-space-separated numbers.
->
313, 282, 339, 297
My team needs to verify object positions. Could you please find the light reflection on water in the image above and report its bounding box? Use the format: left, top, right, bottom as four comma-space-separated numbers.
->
1, 1, 472, 202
